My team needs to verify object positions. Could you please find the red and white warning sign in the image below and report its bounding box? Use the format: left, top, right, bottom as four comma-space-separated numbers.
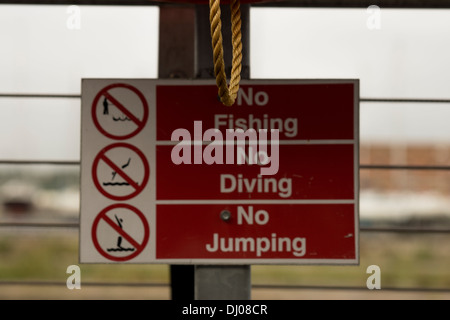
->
154, 81, 359, 264
91, 83, 149, 140
80, 80, 154, 263
91, 203, 150, 262
80, 79, 359, 265
92, 143, 150, 201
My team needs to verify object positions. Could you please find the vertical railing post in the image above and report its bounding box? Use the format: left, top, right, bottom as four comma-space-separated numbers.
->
158, 4, 196, 300
194, 4, 251, 300
159, 2, 251, 300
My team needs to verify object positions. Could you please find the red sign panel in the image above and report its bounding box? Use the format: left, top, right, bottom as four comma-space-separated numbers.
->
156, 84, 355, 141
154, 80, 359, 264
157, 204, 355, 260
156, 144, 354, 200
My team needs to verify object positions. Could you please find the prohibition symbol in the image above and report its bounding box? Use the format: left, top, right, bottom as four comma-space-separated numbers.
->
92, 142, 150, 201
92, 83, 149, 140
91, 203, 150, 262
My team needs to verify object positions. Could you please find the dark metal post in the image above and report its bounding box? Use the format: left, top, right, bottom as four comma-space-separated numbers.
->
194, 4, 251, 300
159, 3, 251, 300
194, 4, 250, 79
158, 4, 196, 300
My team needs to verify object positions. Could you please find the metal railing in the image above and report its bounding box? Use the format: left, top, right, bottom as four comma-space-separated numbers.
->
0, 280, 449, 294
1, 0, 450, 8
1, 93, 449, 298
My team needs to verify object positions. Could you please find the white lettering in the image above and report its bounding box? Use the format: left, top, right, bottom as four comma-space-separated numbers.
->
66, 265, 81, 289
66, 5, 81, 30
205, 233, 307, 257
237, 88, 269, 106
203, 128, 223, 164
215, 113, 298, 138
220, 174, 236, 193
255, 91, 269, 106
366, 265, 381, 289
237, 206, 269, 225
367, 5, 381, 30
220, 174, 292, 198
182, 304, 216, 317
170, 121, 280, 176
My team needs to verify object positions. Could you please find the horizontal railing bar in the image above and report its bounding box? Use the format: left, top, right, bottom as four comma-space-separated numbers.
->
360, 165, 450, 171
1, 222, 448, 234
360, 227, 450, 234
254, 0, 450, 9
0, 0, 159, 5
0, 280, 448, 293
2, 161, 450, 172
251, 284, 450, 293
0, 160, 80, 165
1, 0, 450, 9
0, 222, 79, 228
360, 98, 450, 104
0, 94, 81, 99
0, 280, 168, 287
0, 160, 81, 166
1, 94, 450, 104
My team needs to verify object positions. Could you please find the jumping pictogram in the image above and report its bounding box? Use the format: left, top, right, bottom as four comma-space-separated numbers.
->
91, 203, 150, 262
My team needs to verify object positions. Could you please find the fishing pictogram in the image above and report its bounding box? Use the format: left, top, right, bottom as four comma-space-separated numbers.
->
92, 83, 149, 140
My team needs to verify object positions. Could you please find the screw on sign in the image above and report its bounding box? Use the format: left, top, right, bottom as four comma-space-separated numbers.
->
92, 83, 149, 140
91, 203, 150, 262
91, 142, 150, 201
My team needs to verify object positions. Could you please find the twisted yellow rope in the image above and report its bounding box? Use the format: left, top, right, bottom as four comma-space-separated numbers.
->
209, 0, 242, 106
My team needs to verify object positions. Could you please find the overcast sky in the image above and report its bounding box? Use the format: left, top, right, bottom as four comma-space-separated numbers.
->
0, 5, 449, 161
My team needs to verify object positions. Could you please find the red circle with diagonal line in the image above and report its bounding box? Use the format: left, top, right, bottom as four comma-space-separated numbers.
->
91, 203, 150, 262
92, 142, 150, 201
92, 83, 149, 140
